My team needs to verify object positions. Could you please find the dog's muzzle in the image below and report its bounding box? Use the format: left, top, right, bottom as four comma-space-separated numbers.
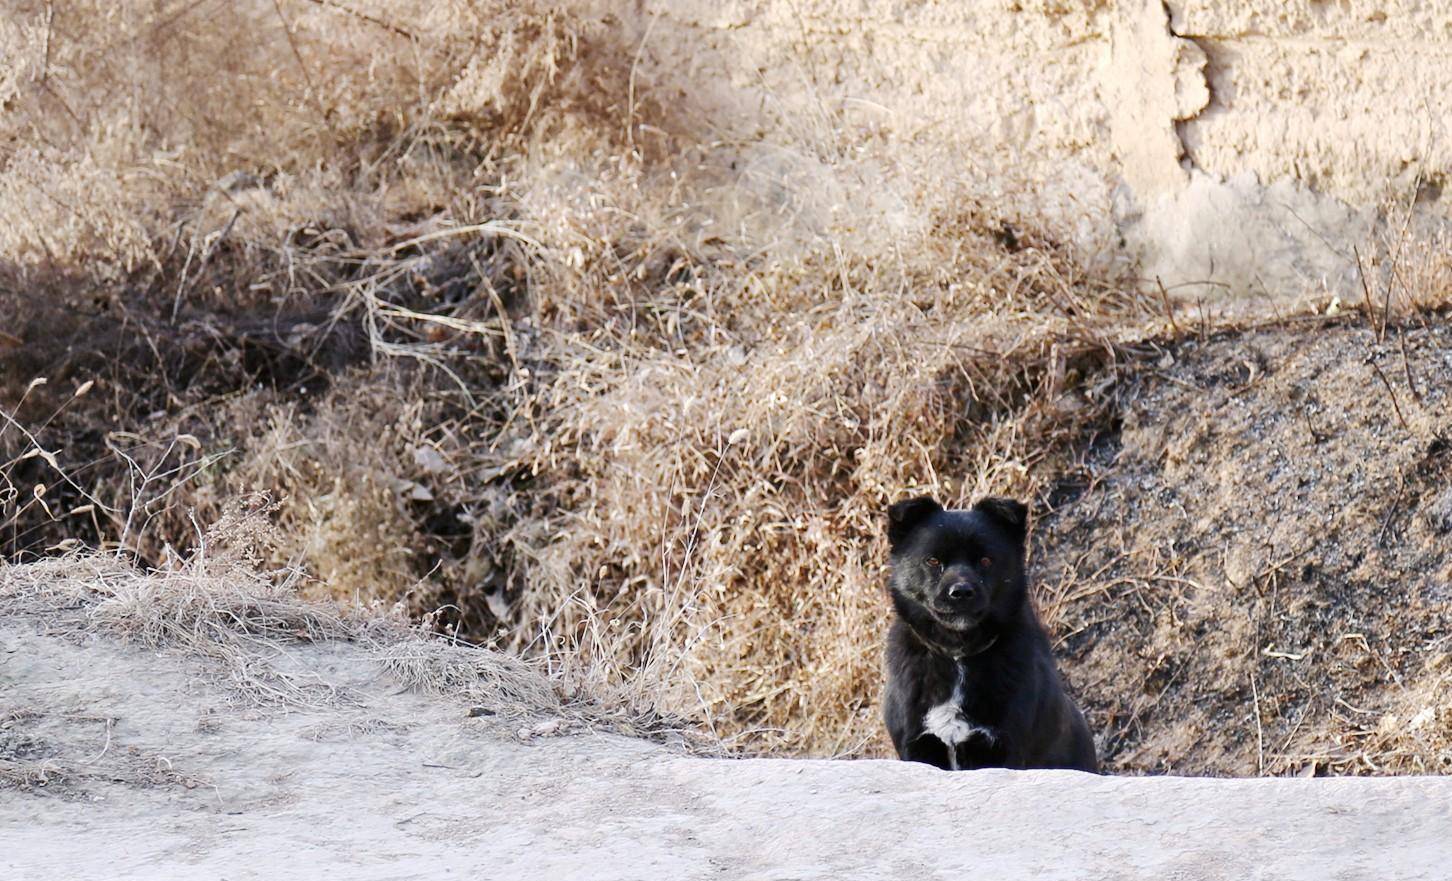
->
933, 580, 987, 626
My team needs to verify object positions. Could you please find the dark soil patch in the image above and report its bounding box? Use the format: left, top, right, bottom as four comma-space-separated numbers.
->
1038, 321, 1452, 776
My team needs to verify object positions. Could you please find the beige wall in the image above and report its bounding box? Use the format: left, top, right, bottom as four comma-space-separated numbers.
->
625, 0, 1452, 299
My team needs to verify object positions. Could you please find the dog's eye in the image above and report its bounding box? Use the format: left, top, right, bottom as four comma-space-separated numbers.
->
925, 557, 941, 570
979, 556, 993, 568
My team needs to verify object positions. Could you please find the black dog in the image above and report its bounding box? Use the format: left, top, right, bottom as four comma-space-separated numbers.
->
881, 495, 1097, 772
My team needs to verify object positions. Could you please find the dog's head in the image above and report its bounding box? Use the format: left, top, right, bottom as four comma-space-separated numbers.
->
885, 495, 1029, 634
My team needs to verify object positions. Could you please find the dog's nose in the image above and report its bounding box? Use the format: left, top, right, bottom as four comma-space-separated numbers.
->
945, 582, 977, 602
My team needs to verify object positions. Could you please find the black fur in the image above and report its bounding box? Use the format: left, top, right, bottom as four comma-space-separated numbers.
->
882, 495, 1097, 772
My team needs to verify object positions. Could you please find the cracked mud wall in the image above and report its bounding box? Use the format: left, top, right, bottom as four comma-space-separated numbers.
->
616, 0, 1452, 300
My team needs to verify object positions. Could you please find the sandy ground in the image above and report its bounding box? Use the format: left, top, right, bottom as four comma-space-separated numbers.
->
4, 611, 1451, 880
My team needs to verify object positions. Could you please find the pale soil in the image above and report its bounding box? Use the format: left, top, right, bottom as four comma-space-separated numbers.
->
5, 605, 1451, 880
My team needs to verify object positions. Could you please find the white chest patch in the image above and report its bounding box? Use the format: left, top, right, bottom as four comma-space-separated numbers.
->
922, 662, 995, 753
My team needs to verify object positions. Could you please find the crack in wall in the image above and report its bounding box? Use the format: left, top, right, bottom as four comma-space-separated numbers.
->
1163, 1, 1214, 174
1102, 0, 1210, 195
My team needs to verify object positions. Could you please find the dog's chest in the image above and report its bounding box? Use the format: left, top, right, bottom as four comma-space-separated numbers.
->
921, 660, 993, 750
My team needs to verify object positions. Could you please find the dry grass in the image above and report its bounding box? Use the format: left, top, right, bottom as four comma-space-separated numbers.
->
0, 0, 632, 271
4, 0, 1452, 772
483, 218, 1158, 755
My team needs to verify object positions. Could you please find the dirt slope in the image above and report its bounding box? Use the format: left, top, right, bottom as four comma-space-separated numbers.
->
1040, 320, 1452, 776
6, 570, 1452, 880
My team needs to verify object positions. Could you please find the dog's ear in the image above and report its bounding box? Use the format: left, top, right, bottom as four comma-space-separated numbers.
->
972, 496, 1029, 545
887, 496, 942, 549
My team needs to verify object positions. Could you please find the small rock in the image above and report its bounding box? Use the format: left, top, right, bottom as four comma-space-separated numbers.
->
1425, 488, 1452, 533
517, 719, 567, 740
412, 446, 449, 474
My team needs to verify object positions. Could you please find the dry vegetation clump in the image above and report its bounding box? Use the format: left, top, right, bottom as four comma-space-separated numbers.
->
0, 0, 636, 272
1, 0, 648, 597
485, 205, 1158, 755
4, 1, 1452, 773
